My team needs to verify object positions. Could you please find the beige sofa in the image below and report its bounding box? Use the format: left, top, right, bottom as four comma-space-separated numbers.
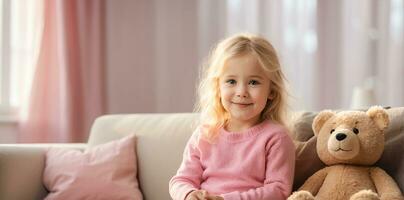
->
0, 107, 403, 200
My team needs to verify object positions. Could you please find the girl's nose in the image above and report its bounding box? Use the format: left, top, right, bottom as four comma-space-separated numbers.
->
236, 86, 248, 98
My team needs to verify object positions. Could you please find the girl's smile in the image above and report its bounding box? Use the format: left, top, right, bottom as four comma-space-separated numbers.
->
232, 102, 253, 108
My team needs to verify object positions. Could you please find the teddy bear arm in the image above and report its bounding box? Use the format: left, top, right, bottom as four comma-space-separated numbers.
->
370, 167, 404, 200
298, 167, 328, 195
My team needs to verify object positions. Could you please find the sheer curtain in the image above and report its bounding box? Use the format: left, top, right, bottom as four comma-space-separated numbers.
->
339, 0, 404, 109
199, 0, 404, 111
9, 0, 43, 110
376, 0, 404, 107
18, 0, 106, 143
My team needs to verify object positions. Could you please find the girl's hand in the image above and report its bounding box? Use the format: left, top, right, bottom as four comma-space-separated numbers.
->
185, 190, 224, 200
205, 195, 224, 200
185, 190, 209, 200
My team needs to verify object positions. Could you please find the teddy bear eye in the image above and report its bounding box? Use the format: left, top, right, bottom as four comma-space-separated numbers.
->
353, 128, 359, 134
330, 129, 335, 134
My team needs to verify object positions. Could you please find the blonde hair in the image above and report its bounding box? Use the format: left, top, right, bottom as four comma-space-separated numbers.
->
194, 33, 289, 142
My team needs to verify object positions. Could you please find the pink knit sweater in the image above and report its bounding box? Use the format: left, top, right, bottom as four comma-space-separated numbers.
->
169, 120, 296, 200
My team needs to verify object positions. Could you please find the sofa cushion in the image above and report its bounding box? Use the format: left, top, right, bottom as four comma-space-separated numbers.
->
289, 111, 324, 190
43, 136, 142, 200
377, 107, 404, 190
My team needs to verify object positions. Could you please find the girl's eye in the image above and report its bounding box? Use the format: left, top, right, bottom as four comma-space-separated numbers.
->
226, 79, 236, 85
330, 129, 335, 134
249, 80, 260, 85
353, 128, 359, 134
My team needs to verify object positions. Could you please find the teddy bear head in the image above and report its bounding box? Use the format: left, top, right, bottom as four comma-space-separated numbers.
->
312, 106, 389, 166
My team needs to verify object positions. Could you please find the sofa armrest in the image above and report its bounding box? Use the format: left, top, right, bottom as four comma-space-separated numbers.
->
0, 143, 86, 200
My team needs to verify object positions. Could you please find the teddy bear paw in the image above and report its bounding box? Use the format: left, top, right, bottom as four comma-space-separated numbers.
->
287, 190, 314, 200
350, 190, 380, 200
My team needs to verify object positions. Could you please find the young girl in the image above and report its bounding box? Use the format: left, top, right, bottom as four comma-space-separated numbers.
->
169, 33, 295, 200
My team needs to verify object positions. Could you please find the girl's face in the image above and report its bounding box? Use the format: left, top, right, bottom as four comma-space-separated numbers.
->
219, 54, 272, 130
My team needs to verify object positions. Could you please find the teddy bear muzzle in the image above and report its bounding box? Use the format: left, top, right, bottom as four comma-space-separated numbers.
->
328, 129, 360, 160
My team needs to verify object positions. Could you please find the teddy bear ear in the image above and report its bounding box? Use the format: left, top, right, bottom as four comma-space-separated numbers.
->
366, 106, 389, 131
312, 110, 335, 135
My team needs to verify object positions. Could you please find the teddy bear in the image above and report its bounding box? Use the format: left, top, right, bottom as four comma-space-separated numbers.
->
288, 106, 404, 200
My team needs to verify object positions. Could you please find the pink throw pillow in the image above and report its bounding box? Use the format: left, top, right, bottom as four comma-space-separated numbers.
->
43, 136, 143, 200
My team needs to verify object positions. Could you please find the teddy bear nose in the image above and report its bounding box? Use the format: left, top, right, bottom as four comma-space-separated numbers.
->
336, 133, 347, 141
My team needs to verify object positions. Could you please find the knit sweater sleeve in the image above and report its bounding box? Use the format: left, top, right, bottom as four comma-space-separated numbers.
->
169, 129, 204, 200
221, 133, 296, 200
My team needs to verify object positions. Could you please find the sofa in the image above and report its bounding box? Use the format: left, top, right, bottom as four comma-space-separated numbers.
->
0, 107, 403, 200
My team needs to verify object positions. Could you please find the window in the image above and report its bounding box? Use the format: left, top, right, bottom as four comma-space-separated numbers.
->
0, 0, 42, 121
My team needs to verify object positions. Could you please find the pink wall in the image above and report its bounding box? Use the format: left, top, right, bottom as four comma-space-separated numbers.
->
105, 0, 199, 114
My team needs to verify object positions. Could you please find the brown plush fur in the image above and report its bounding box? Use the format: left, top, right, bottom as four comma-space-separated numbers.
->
288, 106, 404, 200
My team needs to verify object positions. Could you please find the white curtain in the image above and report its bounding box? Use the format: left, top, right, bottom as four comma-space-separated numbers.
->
198, 0, 404, 111
6, 0, 43, 110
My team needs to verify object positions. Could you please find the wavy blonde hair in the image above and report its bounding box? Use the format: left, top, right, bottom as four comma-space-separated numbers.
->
194, 33, 289, 142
